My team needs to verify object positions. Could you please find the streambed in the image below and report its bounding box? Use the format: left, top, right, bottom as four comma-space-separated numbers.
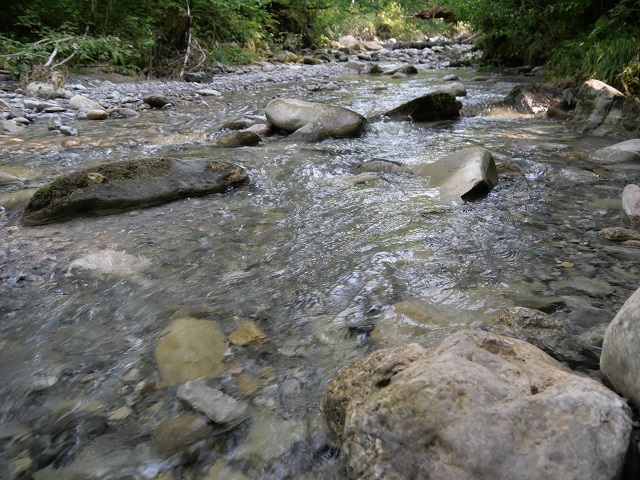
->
0, 64, 634, 479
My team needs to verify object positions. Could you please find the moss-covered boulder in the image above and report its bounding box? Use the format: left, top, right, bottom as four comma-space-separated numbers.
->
20, 157, 247, 225
370, 92, 462, 122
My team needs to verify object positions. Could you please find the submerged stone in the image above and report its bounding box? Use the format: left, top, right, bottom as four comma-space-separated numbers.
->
20, 157, 248, 225
155, 317, 226, 384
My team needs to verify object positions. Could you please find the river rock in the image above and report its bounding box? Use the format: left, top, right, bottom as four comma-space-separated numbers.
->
59, 125, 77, 136
550, 277, 615, 298
601, 286, 640, 409
383, 65, 418, 76
86, 109, 108, 120
436, 82, 467, 97
371, 92, 461, 122
413, 146, 498, 202
502, 83, 563, 114
589, 139, 640, 164
600, 226, 640, 241
154, 413, 213, 454
155, 317, 226, 384
265, 98, 367, 138
108, 107, 139, 118
143, 94, 171, 108
288, 121, 330, 142
490, 306, 585, 366
323, 329, 632, 480
184, 71, 214, 83
567, 79, 640, 138
69, 95, 102, 110
344, 60, 365, 72
67, 249, 151, 277
20, 157, 248, 225
0, 119, 24, 135
25, 82, 69, 99
229, 320, 269, 346
358, 159, 413, 175
621, 184, 640, 228
177, 378, 248, 425
576, 322, 609, 364
214, 129, 261, 147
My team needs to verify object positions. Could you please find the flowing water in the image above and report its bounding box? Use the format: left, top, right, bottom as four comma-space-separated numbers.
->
0, 68, 636, 479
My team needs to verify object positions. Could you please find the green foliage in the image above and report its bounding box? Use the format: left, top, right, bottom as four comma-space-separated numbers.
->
546, 30, 640, 95
0, 33, 142, 76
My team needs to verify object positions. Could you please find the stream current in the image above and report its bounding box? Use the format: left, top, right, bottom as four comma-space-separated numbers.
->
0, 66, 636, 479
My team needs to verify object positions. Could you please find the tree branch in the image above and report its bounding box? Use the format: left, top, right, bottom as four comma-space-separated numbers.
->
179, 0, 192, 79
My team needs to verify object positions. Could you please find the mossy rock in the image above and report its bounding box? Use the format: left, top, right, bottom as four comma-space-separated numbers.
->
370, 92, 462, 122
21, 157, 248, 225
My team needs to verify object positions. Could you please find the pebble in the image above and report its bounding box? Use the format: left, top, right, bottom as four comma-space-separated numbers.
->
59, 125, 78, 136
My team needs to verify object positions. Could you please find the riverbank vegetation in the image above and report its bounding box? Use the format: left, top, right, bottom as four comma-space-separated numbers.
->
0, 0, 638, 95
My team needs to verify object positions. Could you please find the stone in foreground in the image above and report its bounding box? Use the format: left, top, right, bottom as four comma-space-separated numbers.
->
413, 146, 498, 202
601, 285, 640, 409
265, 98, 367, 138
322, 329, 631, 480
20, 157, 247, 225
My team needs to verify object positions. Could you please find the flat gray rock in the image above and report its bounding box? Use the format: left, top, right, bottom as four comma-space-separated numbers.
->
20, 157, 247, 225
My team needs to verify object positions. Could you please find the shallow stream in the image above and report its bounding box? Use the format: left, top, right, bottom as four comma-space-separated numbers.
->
0, 67, 637, 479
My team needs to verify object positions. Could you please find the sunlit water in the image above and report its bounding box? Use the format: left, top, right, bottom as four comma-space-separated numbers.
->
0, 68, 634, 479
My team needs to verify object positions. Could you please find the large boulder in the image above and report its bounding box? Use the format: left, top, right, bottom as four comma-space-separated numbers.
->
602, 286, 640, 409
20, 157, 247, 225
371, 92, 462, 122
265, 98, 367, 138
566, 79, 640, 138
589, 139, 640, 164
413, 146, 498, 202
322, 329, 632, 480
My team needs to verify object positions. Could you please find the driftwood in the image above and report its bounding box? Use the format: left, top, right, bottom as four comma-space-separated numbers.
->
409, 6, 456, 23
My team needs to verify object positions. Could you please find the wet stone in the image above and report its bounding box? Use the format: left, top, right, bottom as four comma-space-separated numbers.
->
154, 413, 213, 454
229, 320, 269, 346
155, 317, 226, 384
177, 378, 248, 425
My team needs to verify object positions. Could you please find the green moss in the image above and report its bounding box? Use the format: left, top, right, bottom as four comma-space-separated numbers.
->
24, 157, 173, 212
26, 171, 90, 211
206, 161, 248, 183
